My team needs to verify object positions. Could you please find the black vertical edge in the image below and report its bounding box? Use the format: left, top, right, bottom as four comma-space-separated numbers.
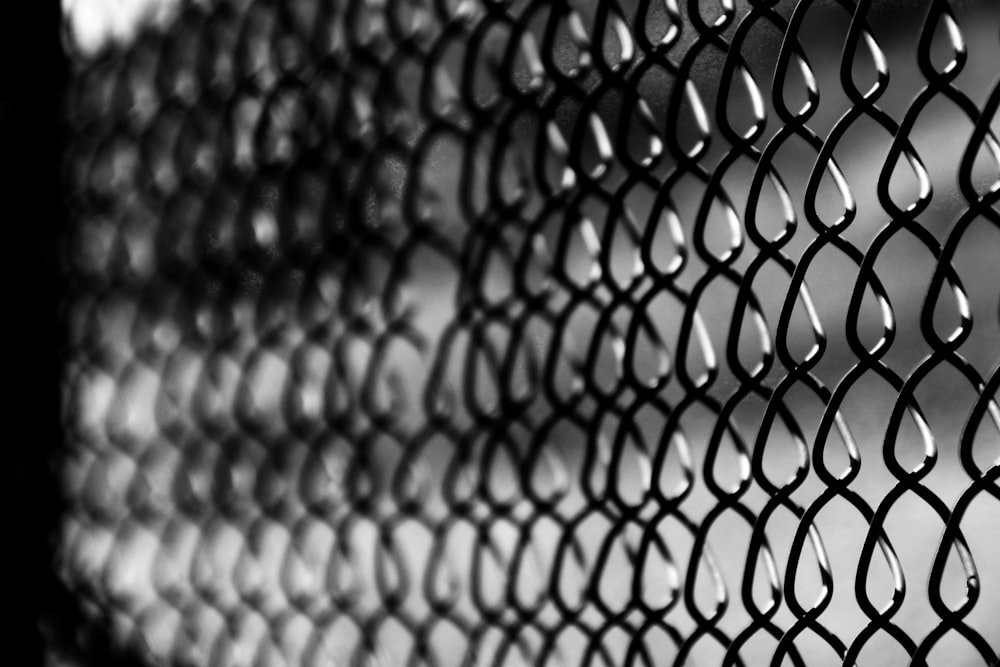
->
0, 0, 69, 665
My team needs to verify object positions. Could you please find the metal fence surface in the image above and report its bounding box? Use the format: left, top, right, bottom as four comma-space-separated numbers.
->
55, 0, 1000, 665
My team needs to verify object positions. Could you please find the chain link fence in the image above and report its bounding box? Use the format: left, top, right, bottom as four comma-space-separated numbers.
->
54, 0, 1000, 665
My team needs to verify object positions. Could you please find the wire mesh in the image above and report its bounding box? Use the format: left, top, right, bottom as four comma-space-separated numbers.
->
56, 0, 1000, 665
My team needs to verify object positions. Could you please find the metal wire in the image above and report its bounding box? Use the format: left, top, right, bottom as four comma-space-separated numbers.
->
57, 0, 1000, 665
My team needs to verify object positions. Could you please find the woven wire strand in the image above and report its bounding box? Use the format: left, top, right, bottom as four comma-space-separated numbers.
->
57, 0, 1000, 665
